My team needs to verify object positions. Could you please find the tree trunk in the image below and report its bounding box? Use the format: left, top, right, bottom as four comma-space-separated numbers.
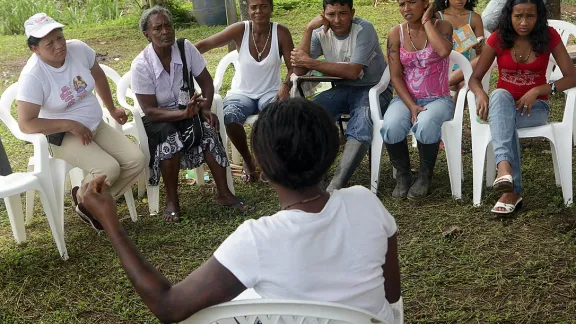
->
148, 0, 162, 7
225, 0, 238, 51
546, 0, 560, 20
239, 0, 249, 21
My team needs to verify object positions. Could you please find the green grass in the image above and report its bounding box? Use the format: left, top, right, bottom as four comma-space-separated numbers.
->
1, 0, 576, 322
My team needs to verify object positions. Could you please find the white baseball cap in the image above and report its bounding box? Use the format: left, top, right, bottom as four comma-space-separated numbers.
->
24, 13, 65, 38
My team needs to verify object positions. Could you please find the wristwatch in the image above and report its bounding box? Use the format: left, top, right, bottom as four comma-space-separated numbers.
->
284, 80, 293, 88
549, 81, 557, 95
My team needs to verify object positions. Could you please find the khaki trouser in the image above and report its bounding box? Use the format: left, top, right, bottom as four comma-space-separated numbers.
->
50, 121, 146, 199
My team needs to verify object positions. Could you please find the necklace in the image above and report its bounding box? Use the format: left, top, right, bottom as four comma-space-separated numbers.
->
513, 46, 532, 63
280, 193, 325, 211
407, 22, 428, 51
251, 21, 272, 62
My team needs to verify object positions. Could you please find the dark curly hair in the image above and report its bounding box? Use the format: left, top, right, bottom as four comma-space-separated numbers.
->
435, 0, 478, 12
497, 0, 549, 54
251, 98, 340, 190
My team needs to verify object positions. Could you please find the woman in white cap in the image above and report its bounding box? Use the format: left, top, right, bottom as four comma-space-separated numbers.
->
16, 13, 146, 230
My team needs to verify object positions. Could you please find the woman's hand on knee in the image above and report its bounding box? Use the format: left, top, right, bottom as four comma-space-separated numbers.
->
476, 92, 489, 122
409, 104, 426, 125
515, 89, 538, 117
68, 120, 93, 145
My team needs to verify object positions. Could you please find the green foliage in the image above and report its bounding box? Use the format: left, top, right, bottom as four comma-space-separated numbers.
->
0, 0, 129, 36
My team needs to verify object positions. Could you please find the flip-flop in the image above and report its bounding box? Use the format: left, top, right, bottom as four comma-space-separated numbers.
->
221, 200, 255, 215
491, 197, 523, 215
493, 175, 513, 194
71, 186, 103, 231
162, 210, 181, 223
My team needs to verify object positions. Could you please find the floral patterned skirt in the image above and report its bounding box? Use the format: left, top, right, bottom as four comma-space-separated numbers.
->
142, 117, 228, 186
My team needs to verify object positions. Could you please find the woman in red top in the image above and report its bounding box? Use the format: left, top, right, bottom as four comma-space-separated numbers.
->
469, 0, 576, 214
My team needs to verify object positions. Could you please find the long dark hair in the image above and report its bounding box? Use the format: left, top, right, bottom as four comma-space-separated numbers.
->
435, 0, 477, 12
497, 0, 549, 54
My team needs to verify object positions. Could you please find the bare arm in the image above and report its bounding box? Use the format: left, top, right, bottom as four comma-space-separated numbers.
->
81, 176, 246, 324
469, 43, 496, 121
196, 68, 214, 107
387, 27, 417, 110
548, 42, 576, 93
194, 23, 244, 54
91, 62, 115, 111
471, 12, 485, 54
304, 60, 363, 80
383, 233, 401, 303
134, 93, 188, 122
17, 101, 73, 135
424, 19, 453, 58
276, 25, 295, 100
293, 26, 316, 76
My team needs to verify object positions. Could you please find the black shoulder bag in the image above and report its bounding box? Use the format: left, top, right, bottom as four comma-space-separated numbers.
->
176, 38, 204, 149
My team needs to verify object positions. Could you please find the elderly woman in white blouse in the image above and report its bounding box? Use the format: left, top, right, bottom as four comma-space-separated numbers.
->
131, 6, 253, 222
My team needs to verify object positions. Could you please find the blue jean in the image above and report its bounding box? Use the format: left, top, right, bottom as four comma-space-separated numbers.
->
312, 85, 393, 144
380, 96, 455, 145
223, 92, 276, 125
488, 89, 550, 194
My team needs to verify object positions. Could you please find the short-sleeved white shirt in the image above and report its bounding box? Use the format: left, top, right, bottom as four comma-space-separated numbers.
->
16, 40, 103, 131
214, 186, 398, 323
130, 39, 207, 116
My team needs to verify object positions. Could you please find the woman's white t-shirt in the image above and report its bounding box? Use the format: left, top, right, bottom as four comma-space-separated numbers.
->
16, 40, 103, 131
214, 186, 398, 322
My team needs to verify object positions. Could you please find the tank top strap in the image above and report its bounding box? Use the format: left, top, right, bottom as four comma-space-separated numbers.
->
438, 11, 444, 20
468, 10, 473, 24
399, 23, 404, 45
240, 21, 251, 55
271, 22, 279, 57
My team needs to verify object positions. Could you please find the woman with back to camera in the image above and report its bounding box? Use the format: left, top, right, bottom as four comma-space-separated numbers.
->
80, 98, 404, 323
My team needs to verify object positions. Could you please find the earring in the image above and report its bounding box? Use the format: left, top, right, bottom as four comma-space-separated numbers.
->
445, 0, 448, 6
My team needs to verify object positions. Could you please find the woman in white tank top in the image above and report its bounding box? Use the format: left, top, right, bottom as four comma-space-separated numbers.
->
195, 0, 294, 183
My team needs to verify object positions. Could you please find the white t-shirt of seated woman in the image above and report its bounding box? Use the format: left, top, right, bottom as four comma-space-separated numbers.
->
214, 185, 398, 323
130, 39, 207, 117
16, 40, 102, 131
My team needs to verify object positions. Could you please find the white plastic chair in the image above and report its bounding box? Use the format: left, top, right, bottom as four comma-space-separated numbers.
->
213, 50, 259, 165
548, 20, 576, 83
25, 64, 139, 222
468, 59, 576, 206
370, 51, 472, 199
181, 299, 386, 324
0, 83, 68, 260
117, 71, 234, 216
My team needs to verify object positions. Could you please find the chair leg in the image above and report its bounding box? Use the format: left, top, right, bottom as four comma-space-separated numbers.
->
553, 137, 573, 207
25, 163, 35, 223
444, 136, 462, 200
148, 185, 160, 216
124, 190, 138, 222
37, 189, 68, 260
550, 142, 561, 187
226, 166, 235, 195
472, 140, 489, 206
5, 195, 26, 244
231, 144, 242, 165
137, 171, 147, 198
195, 166, 205, 186
370, 135, 384, 194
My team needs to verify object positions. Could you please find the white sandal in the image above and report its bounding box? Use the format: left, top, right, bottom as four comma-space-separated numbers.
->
491, 197, 523, 215
492, 174, 513, 193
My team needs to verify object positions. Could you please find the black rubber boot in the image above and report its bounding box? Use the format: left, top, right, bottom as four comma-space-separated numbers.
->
407, 141, 440, 200
385, 140, 413, 198
326, 139, 370, 193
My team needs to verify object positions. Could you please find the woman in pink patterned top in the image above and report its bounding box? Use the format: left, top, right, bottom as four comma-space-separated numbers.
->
381, 0, 454, 200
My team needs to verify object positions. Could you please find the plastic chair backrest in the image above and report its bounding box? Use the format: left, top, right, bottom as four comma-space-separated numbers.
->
181, 299, 386, 324
549, 20, 576, 46
0, 83, 51, 174
214, 50, 240, 94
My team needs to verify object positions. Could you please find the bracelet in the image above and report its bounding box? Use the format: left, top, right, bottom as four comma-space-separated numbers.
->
548, 81, 557, 95
422, 18, 431, 26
